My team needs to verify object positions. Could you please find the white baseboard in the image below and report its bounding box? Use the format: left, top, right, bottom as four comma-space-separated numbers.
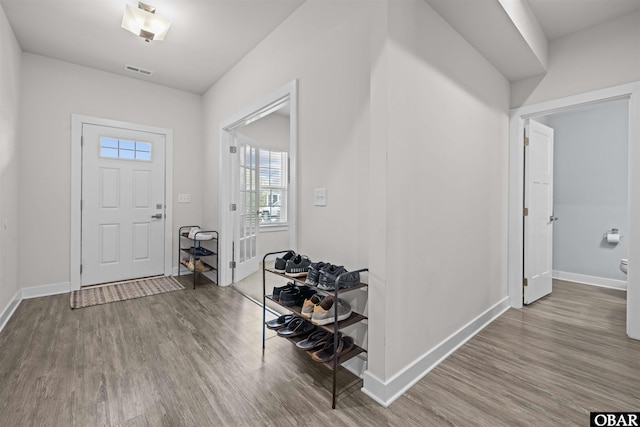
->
553, 270, 627, 291
0, 282, 71, 336
361, 296, 511, 407
0, 290, 23, 334
21, 281, 71, 299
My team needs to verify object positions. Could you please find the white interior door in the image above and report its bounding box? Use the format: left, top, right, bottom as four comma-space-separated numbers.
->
81, 124, 166, 286
524, 119, 555, 304
233, 133, 260, 282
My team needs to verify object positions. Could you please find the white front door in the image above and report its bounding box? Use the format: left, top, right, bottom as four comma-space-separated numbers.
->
81, 124, 166, 286
524, 119, 555, 304
233, 133, 260, 282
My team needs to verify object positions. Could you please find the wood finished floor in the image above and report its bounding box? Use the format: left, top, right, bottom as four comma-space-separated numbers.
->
0, 277, 638, 426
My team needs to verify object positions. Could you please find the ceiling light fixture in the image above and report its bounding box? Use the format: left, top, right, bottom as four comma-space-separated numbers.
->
121, 2, 171, 42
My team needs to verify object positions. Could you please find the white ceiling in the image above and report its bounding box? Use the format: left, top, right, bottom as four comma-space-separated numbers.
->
0, 0, 305, 94
1, 0, 639, 93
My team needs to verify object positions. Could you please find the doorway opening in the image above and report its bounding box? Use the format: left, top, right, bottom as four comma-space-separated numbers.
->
218, 81, 298, 289
508, 82, 640, 339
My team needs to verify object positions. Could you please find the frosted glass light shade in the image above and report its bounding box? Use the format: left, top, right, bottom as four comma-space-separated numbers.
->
121, 4, 171, 42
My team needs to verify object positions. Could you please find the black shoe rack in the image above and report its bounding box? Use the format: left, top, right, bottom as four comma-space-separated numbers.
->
178, 226, 218, 289
261, 250, 368, 409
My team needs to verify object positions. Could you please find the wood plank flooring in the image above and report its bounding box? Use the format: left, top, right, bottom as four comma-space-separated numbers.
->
0, 278, 638, 426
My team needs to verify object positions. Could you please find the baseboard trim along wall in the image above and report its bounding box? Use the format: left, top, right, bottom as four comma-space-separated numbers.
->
553, 270, 627, 291
0, 290, 23, 335
0, 282, 71, 335
361, 296, 511, 407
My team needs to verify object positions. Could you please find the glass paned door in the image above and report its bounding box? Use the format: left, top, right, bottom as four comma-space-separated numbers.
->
234, 134, 259, 281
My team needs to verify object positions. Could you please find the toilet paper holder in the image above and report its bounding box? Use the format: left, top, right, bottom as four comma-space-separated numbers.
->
604, 229, 622, 243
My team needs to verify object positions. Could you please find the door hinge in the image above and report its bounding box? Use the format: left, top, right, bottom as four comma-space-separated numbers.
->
523, 207, 528, 216
523, 277, 528, 287
81, 136, 84, 146
80, 264, 83, 274
230, 146, 237, 154
229, 261, 236, 269
524, 136, 529, 146
230, 203, 237, 211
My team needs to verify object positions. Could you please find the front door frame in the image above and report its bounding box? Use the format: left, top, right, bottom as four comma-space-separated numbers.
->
219, 80, 298, 286
70, 114, 174, 290
508, 81, 640, 339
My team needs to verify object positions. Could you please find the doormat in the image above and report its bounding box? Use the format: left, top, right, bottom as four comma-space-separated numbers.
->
70, 276, 185, 309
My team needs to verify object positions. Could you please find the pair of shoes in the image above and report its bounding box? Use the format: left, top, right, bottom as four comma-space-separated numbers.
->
265, 314, 295, 330
274, 251, 313, 277
310, 335, 355, 363
188, 246, 213, 256
277, 318, 315, 338
274, 251, 296, 272
311, 296, 352, 326
181, 256, 210, 272
296, 330, 340, 351
300, 294, 323, 318
279, 285, 316, 307
317, 265, 360, 290
285, 254, 312, 277
305, 262, 328, 286
194, 259, 211, 272
271, 282, 295, 302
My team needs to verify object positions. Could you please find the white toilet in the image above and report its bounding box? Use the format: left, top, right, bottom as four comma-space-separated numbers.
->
620, 258, 628, 275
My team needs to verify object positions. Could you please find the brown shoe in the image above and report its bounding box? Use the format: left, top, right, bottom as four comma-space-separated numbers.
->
310, 335, 354, 363
195, 259, 211, 272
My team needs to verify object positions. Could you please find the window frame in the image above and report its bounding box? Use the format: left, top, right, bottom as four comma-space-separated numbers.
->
258, 148, 288, 229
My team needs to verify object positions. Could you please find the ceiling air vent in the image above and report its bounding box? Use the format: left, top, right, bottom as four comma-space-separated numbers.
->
125, 64, 154, 76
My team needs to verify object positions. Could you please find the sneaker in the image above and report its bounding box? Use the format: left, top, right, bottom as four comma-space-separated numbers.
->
317, 264, 347, 290
311, 296, 352, 326
272, 282, 295, 302
274, 251, 296, 273
305, 261, 327, 286
279, 287, 303, 306
285, 254, 312, 277
280, 285, 316, 307
301, 294, 323, 318
335, 270, 360, 289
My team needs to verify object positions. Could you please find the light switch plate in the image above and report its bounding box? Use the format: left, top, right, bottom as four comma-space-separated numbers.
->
314, 188, 327, 206
178, 193, 191, 203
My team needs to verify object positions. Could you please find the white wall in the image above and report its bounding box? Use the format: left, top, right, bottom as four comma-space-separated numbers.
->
203, 0, 373, 267
511, 11, 640, 108
238, 112, 290, 256
18, 53, 203, 289
550, 99, 629, 282
204, 0, 509, 404
0, 5, 21, 314
381, 0, 509, 380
